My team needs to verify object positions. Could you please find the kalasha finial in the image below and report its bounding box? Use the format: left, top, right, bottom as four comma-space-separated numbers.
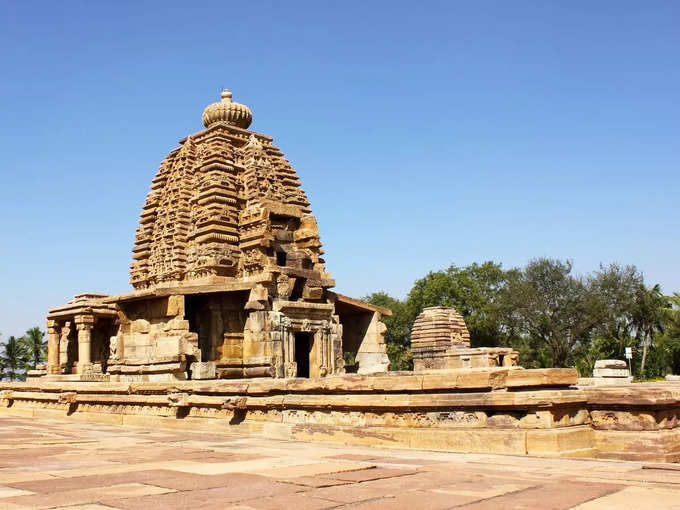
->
202, 89, 252, 129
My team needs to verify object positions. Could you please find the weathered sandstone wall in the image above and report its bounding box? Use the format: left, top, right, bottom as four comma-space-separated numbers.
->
4, 369, 680, 462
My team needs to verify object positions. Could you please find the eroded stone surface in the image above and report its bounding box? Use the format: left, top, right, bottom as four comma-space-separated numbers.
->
7, 373, 680, 461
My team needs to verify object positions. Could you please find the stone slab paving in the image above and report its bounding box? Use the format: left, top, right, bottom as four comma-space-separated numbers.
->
1, 417, 680, 509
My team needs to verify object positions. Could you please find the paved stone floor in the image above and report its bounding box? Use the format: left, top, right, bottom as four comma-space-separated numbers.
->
1, 416, 680, 509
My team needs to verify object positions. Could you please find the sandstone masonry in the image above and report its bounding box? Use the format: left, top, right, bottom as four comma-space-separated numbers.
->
44, 90, 390, 382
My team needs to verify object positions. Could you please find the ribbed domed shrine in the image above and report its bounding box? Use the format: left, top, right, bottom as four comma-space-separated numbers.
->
44, 91, 390, 381
411, 306, 518, 371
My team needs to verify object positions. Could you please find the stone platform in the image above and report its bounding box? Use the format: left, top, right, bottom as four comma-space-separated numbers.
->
4, 369, 680, 462
1, 415, 680, 509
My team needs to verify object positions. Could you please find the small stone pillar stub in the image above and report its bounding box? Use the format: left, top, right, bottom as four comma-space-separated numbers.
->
75, 314, 95, 373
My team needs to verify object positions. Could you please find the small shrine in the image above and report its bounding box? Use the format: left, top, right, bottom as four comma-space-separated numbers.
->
411, 306, 518, 370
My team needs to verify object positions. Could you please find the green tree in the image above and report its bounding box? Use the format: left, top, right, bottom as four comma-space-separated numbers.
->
21, 327, 46, 370
632, 284, 668, 378
406, 262, 510, 348
656, 294, 680, 375
0, 336, 28, 381
589, 264, 641, 349
575, 264, 643, 375
499, 258, 595, 368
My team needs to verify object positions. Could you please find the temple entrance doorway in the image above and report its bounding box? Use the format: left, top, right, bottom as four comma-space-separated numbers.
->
184, 292, 248, 364
294, 332, 312, 378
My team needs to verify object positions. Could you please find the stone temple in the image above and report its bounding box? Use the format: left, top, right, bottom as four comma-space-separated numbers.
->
44, 90, 391, 382
6, 90, 680, 464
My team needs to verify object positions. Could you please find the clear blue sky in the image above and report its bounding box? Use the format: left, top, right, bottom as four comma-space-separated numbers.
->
1, 1, 678, 338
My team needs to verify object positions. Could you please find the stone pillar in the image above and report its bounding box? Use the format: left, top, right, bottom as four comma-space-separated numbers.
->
208, 302, 223, 362
75, 315, 95, 373
318, 321, 329, 377
59, 321, 72, 369
46, 319, 61, 375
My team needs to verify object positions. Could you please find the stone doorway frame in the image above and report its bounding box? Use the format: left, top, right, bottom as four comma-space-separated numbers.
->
274, 300, 338, 379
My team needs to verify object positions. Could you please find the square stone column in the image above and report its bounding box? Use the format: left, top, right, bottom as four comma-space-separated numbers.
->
208, 302, 223, 362
46, 319, 61, 375
75, 314, 95, 374
59, 321, 72, 369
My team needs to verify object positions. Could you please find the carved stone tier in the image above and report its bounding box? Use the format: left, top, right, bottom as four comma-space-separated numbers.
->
129, 90, 326, 292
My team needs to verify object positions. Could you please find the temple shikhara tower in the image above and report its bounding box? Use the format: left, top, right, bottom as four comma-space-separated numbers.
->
45, 90, 391, 381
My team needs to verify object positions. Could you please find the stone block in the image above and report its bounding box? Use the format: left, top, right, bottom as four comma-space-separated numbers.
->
130, 319, 151, 334
594, 359, 628, 370
356, 352, 390, 374
411, 427, 528, 454
593, 368, 631, 378
190, 362, 216, 380
590, 410, 660, 431
165, 295, 184, 317
302, 286, 323, 299
165, 319, 190, 332
579, 376, 633, 386
153, 336, 182, 359
526, 426, 595, 457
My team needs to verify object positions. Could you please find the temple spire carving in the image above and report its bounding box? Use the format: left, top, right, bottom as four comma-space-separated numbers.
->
129, 90, 325, 290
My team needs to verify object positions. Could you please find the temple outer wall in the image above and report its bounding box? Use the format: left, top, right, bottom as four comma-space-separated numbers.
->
107, 295, 200, 381
45, 290, 391, 382
4, 369, 680, 462
355, 312, 390, 374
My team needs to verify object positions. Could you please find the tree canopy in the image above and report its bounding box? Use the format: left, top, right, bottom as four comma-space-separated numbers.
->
2, 260, 677, 381
0, 327, 48, 381
366, 258, 677, 379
